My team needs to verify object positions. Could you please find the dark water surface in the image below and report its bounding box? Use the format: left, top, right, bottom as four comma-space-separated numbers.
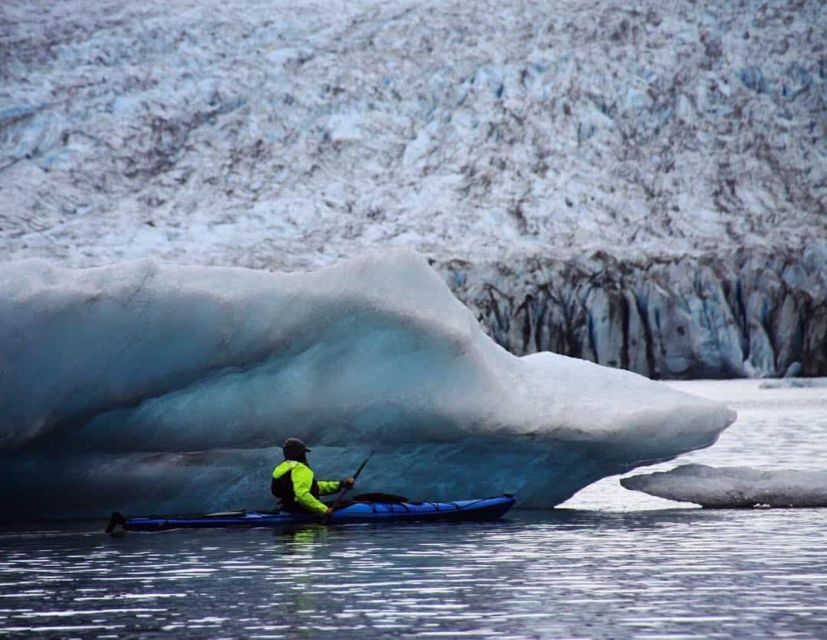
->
1, 509, 826, 639
2, 380, 826, 639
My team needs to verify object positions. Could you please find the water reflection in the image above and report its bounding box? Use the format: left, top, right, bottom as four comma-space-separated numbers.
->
273, 524, 330, 554
0, 509, 826, 638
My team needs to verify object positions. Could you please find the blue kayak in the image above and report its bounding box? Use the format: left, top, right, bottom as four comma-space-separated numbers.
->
106, 495, 516, 532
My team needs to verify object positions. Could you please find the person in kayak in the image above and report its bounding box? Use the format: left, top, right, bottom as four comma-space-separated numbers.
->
271, 438, 354, 516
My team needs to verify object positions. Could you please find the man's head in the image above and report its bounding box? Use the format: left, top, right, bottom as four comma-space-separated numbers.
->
282, 437, 310, 462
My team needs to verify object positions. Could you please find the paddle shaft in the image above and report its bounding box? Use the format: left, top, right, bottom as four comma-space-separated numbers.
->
330, 451, 373, 509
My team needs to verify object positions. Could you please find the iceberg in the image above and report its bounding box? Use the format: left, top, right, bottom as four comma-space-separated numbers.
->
0, 251, 736, 519
621, 464, 827, 508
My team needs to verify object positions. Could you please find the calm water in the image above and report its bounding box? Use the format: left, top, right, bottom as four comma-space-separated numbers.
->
1, 380, 826, 639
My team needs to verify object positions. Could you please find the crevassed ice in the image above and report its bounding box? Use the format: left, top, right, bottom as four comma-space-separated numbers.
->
0, 251, 736, 518
621, 464, 827, 508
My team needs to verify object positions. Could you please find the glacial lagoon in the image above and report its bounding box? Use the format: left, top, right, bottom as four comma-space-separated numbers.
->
1, 380, 825, 639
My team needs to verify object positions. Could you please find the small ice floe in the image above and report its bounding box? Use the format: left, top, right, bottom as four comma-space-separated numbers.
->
621, 464, 827, 508
758, 378, 827, 390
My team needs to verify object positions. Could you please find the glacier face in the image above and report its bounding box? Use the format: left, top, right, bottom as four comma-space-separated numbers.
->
0, 253, 735, 518
442, 243, 827, 379
1, 0, 825, 377
621, 464, 827, 508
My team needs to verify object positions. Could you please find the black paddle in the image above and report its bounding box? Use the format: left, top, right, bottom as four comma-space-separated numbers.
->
328, 451, 374, 514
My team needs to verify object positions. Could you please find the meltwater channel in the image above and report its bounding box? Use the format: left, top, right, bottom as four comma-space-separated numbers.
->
1, 379, 826, 639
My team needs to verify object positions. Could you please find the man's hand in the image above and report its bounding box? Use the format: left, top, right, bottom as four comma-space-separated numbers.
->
325, 507, 334, 516
342, 477, 355, 489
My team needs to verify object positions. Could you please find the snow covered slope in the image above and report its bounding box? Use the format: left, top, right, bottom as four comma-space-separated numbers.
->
1, 0, 825, 375
0, 252, 735, 518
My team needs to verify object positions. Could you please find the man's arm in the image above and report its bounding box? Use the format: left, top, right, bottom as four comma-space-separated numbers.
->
318, 477, 355, 496
317, 480, 341, 496
291, 466, 331, 516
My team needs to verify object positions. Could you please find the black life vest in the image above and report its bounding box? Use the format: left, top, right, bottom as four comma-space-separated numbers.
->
271, 467, 320, 510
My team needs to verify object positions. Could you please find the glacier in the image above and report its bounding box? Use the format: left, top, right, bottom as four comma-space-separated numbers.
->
0, 252, 736, 519
622, 464, 827, 508
443, 243, 827, 379
1, 0, 825, 378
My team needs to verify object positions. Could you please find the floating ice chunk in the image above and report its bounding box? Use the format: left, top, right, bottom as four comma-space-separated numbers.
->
758, 378, 827, 390
0, 251, 736, 518
621, 464, 827, 508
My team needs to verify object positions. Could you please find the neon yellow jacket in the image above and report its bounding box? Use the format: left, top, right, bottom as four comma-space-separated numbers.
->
272, 460, 341, 516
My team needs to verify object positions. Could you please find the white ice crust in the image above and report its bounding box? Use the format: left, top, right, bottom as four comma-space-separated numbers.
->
0, 251, 736, 517
1, 0, 823, 269
621, 464, 827, 508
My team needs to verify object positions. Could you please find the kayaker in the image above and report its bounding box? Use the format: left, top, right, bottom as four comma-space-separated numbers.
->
271, 438, 355, 516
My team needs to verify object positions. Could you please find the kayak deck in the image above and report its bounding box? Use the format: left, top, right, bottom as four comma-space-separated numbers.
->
107, 495, 516, 532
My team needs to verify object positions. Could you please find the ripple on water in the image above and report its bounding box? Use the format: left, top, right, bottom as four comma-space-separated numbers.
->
1, 510, 825, 639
